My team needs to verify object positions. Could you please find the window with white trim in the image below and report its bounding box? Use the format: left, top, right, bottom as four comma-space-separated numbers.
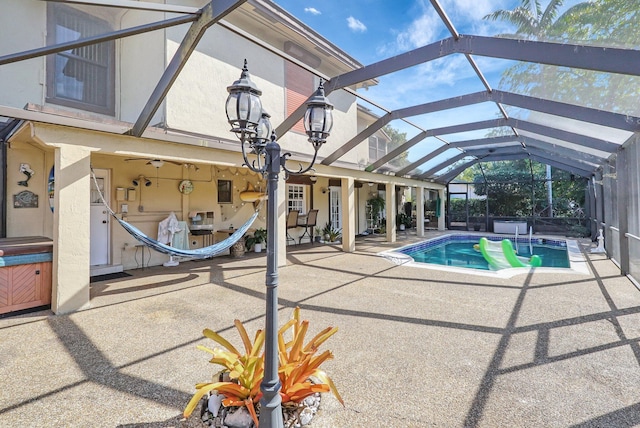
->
368, 135, 386, 161
287, 184, 306, 214
46, 4, 115, 115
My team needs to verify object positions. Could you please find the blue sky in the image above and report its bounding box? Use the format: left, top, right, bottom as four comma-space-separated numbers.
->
271, 0, 583, 167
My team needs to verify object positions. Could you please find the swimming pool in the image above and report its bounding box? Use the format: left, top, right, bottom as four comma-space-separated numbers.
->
381, 234, 588, 277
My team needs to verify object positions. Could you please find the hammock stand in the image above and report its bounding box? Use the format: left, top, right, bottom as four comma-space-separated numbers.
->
90, 169, 262, 259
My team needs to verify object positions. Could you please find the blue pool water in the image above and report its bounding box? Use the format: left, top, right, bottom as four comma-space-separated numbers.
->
399, 237, 570, 271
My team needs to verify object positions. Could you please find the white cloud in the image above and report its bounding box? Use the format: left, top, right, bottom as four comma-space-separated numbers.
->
444, 0, 501, 21
347, 16, 367, 33
395, 11, 440, 51
304, 7, 321, 15
441, 0, 517, 37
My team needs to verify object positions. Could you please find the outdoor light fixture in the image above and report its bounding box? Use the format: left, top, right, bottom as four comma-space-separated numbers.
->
132, 176, 151, 187
309, 175, 318, 183
225, 60, 333, 428
226, 60, 263, 141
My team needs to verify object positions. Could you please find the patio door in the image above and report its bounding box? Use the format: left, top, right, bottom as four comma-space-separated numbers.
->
448, 192, 468, 231
329, 187, 342, 230
90, 169, 110, 266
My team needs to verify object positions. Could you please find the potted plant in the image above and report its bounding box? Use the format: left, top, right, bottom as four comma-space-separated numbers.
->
184, 307, 344, 427
321, 222, 341, 243
321, 221, 332, 242
327, 227, 342, 243
244, 228, 267, 253
252, 228, 267, 252
367, 194, 385, 230
396, 213, 411, 231
314, 226, 322, 243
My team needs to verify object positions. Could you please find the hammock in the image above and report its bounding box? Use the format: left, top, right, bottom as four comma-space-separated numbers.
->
91, 169, 261, 259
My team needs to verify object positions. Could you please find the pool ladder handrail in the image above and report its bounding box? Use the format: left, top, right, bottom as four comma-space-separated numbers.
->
529, 226, 533, 255
514, 226, 534, 255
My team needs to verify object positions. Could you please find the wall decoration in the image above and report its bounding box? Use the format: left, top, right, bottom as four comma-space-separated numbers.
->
239, 182, 266, 202
18, 163, 34, 187
13, 190, 38, 208
179, 179, 194, 194
48, 167, 54, 212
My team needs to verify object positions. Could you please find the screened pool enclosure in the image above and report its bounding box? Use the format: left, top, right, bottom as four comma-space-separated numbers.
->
0, 0, 639, 282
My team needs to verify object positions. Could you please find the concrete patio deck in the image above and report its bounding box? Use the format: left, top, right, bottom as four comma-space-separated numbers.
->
2, 233, 640, 427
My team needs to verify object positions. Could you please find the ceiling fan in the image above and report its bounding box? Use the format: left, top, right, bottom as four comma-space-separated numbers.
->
124, 158, 184, 168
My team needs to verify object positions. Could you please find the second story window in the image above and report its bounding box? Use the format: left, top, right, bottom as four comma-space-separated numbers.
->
47, 5, 115, 115
285, 60, 314, 134
369, 135, 386, 161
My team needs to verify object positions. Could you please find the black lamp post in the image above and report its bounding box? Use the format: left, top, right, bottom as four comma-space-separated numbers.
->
226, 60, 333, 428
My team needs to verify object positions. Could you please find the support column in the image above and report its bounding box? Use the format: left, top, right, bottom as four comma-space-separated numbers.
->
52, 144, 92, 314
416, 186, 425, 237
341, 177, 355, 252
616, 149, 630, 275
588, 179, 597, 239
277, 173, 287, 267
595, 171, 604, 236
437, 188, 446, 231
386, 184, 396, 242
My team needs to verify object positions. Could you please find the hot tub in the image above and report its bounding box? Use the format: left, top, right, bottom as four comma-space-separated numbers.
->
0, 236, 53, 315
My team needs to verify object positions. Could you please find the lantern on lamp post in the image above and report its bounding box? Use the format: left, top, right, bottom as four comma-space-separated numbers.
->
225, 60, 333, 428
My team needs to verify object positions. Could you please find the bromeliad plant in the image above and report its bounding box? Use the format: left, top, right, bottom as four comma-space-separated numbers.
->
184, 307, 343, 427
183, 320, 265, 425
277, 307, 343, 406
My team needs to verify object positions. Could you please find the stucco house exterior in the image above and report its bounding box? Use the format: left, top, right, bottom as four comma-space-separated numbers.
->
0, 0, 444, 315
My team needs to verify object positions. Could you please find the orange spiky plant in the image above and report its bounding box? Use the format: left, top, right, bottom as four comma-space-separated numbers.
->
184, 308, 343, 427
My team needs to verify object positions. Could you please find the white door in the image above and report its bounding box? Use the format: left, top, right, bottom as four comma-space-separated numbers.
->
329, 187, 342, 230
90, 169, 110, 266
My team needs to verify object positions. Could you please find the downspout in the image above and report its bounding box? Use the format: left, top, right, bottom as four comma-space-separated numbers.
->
1, 136, 6, 237
0, 119, 24, 238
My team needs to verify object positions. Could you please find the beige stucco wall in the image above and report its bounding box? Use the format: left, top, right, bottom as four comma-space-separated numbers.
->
0, 1, 46, 109
118, 8, 167, 124
164, 20, 361, 168
6, 140, 54, 238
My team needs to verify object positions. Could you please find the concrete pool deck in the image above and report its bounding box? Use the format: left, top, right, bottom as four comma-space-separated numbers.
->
1, 231, 640, 427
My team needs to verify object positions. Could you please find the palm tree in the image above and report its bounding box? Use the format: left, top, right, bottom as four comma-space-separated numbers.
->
483, 0, 638, 112
483, 1, 575, 217
483, 0, 567, 40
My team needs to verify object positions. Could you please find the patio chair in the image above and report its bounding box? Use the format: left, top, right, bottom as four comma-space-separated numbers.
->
298, 209, 318, 244
286, 210, 299, 245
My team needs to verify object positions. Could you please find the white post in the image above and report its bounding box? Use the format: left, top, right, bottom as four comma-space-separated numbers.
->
341, 177, 355, 252
52, 145, 92, 314
416, 186, 425, 237
386, 184, 396, 242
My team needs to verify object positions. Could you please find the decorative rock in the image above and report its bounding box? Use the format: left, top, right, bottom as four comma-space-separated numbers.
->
223, 407, 254, 428
208, 394, 223, 417
200, 391, 321, 427
299, 407, 314, 426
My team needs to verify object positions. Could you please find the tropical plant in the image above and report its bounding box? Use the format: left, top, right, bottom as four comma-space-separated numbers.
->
183, 321, 265, 425
396, 212, 412, 229
184, 308, 343, 426
327, 227, 342, 243
245, 227, 267, 251
321, 221, 342, 243
277, 307, 343, 407
367, 194, 386, 228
